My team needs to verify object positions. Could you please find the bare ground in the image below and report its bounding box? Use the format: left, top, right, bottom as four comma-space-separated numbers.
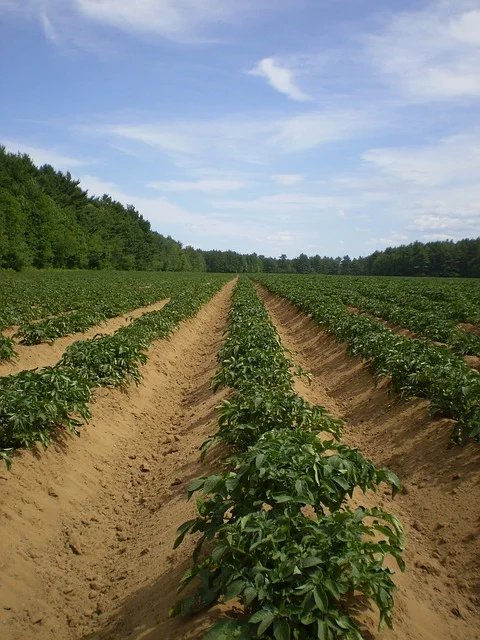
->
0, 299, 169, 377
258, 286, 480, 640
0, 282, 234, 640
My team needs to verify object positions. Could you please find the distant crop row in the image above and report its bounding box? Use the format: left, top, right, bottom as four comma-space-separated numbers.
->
0, 271, 214, 359
254, 275, 480, 444
342, 276, 480, 325
0, 275, 231, 468
310, 276, 480, 356
172, 277, 404, 640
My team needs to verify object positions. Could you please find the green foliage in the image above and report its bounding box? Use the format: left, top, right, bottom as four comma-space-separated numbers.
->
0, 146, 206, 272
0, 275, 231, 466
0, 271, 224, 360
15, 310, 107, 345
0, 366, 93, 468
0, 335, 16, 361
202, 391, 341, 454
172, 277, 404, 639
255, 274, 480, 444
174, 508, 403, 639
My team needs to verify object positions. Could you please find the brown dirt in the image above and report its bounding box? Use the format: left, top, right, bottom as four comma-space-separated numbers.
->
258, 286, 480, 640
0, 299, 169, 377
0, 281, 234, 640
459, 323, 480, 337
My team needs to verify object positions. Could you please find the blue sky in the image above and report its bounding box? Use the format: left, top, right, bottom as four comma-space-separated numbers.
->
1, 0, 480, 258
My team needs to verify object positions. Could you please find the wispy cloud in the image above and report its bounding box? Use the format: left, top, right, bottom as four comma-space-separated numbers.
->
365, 1, 480, 101
270, 174, 304, 185
3, 0, 282, 45
148, 178, 247, 192
210, 193, 360, 215
39, 11, 59, 43
271, 109, 378, 152
88, 106, 377, 166
248, 57, 311, 102
365, 233, 408, 247
104, 125, 199, 154
265, 231, 294, 243
2, 139, 95, 169
79, 173, 307, 252
363, 131, 480, 186
76, 0, 241, 42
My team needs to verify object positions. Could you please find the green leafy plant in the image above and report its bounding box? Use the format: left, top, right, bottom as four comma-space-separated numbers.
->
172, 277, 404, 639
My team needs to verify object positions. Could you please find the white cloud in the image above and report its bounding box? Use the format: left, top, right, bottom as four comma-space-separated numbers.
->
408, 210, 480, 239
271, 109, 376, 152
76, 0, 262, 42
148, 179, 247, 192
265, 231, 293, 243
40, 11, 59, 43
365, 233, 408, 247
363, 132, 480, 186
78, 174, 302, 251
89, 120, 273, 165
88, 108, 374, 165
270, 174, 304, 185
248, 57, 311, 102
2, 140, 94, 169
104, 125, 198, 154
210, 193, 359, 214
365, 2, 480, 101
3, 0, 280, 45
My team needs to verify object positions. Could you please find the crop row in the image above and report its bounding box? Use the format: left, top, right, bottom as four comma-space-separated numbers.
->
253, 275, 480, 444
172, 277, 404, 640
318, 277, 480, 356
0, 271, 213, 359
341, 276, 480, 326
0, 276, 231, 468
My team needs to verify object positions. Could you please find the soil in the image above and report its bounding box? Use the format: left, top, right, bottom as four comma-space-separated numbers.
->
0, 299, 169, 377
1, 278, 479, 640
0, 281, 234, 640
459, 323, 480, 337
258, 286, 480, 640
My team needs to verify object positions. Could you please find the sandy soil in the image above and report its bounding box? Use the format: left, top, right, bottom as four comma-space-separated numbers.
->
2, 277, 479, 640
459, 323, 480, 337
258, 286, 480, 640
0, 281, 234, 640
0, 299, 169, 377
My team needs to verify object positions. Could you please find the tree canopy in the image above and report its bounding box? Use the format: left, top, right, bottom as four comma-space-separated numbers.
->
1, 145, 479, 276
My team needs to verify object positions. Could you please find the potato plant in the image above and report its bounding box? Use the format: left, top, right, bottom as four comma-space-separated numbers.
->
255, 275, 480, 444
0, 271, 220, 358
0, 334, 16, 362
0, 276, 231, 468
173, 277, 404, 639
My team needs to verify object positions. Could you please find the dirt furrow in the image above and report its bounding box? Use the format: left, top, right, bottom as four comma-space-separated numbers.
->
258, 285, 480, 640
0, 281, 234, 640
0, 299, 169, 377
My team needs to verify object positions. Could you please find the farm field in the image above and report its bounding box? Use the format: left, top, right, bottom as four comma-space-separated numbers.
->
0, 272, 479, 640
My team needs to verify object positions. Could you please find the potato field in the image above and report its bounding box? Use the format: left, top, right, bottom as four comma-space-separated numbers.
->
0, 272, 479, 640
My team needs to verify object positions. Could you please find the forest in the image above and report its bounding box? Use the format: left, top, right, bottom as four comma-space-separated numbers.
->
1, 146, 479, 277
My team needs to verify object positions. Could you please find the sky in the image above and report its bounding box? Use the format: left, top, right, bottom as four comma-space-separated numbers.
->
1, 0, 480, 258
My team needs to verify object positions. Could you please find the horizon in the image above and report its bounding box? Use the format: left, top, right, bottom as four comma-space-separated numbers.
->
1, 0, 480, 258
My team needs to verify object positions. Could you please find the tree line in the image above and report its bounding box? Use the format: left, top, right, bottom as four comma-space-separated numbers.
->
0, 146, 206, 272
1, 146, 479, 277
202, 240, 480, 277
